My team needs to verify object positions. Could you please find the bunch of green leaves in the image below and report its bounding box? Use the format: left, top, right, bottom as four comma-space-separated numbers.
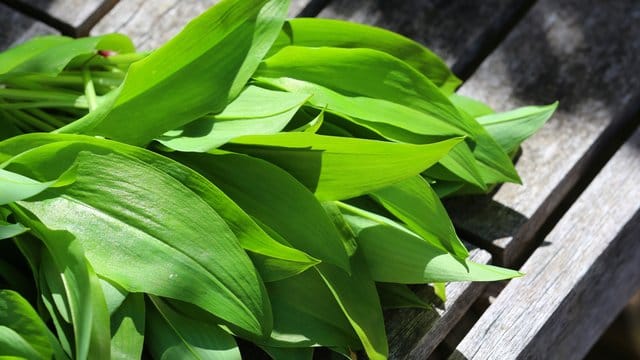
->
0, 0, 556, 358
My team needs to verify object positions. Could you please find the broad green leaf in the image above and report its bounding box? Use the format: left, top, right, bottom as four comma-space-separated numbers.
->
269, 18, 460, 93
10, 210, 111, 360
0, 168, 63, 205
476, 102, 558, 153
0, 221, 28, 240
110, 293, 145, 360
436, 141, 486, 190
2, 34, 133, 78
449, 94, 494, 118
263, 269, 359, 349
147, 296, 241, 360
0, 36, 72, 74
255, 46, 520, 185
339, 204, 523, 283
227, 132, 462, 200
158, 85, 309, 152
100, 279, 127, 316
0, 133, 316, 280
6, 146, 271, 337
171, 150, 350, 272
261, 346, 313, 360
0, 325, 42, 359
37, 267, 73, 358
433, 282, 447, 302
376, 283, 429, 310
60, 0, 289, 145
370, 176, 469, 259
0, 290, 54, 359
321, 202, 357, 257
316, 256, 388, 360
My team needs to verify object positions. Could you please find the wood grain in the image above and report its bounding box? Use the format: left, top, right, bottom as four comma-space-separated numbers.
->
3, 0, 117, 35
450, 127, 640, 360
91, 0, 312, 50
0, 2, 58, 50
386, 249, 491, 359
445, 0, 640, 266
317, 0, 521, 67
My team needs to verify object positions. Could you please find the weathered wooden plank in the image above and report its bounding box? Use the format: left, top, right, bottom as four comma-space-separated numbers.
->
387, 249, 491, 360
91, 0, 313, 50
0, 2, 58, 50
450, 126, 640, 360
317, 0, 528, 67
445, 0, 640, 267
2, 0, 116, 36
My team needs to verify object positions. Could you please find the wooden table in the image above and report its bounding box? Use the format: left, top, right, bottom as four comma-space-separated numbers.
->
2, 0, 639, 358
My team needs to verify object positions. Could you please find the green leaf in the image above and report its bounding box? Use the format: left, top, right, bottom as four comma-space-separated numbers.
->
0, 325, 42, 359
170, 150, 349, 273
60, 0, 289, 145
0, 133, 313, 286
1, 34, 134, 78
226, 132, 462, 200
269, 18, 460, 93
432, 282, 447, 302
476, 102, 558, 153
370, 176, 469, 259
0, 36, 72, 74
376, 283, 429, 310
339, 203, 523, 283
147, 296, 241, 360
0, 221, 28, 240
10, 210, 111, 360
255, 46, 520, 185
316, 256, 388, 360
0, 168, 62, 205
263, 269, 360, 349
261, 346, 313, 360
6, 144, 271, 337
110, 293, 145, 360
158, 85, 309, 152
436, 141, 486, 190
0, 290, 54, 359
449, 94, 494, 118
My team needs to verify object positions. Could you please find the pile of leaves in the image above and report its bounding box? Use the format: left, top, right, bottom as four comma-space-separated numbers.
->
0, 0, 557, 358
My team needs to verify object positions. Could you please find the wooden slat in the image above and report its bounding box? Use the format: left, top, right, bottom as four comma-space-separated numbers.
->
317, 0, 526, 67
0, 2, 58, 50
445, 0, 640, 267
450, 126, 640, 360
91, 0, 313, 50
387, 249, 491, 359
2, 0, 116, 36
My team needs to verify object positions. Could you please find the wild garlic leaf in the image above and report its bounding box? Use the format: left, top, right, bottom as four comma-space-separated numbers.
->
0, 34, 134, 79
316, 256, 388, 360
476, 102, 558, 154
226, 132, 462, 201
157, 85, 309, 152
60, 0, 289, 146
340, 206, 523, 283
11, 211, 111, 360
376, 283, 430, 310
0, 132, 317, 279
262, 268, 360, 349
0, 289, 57, 359
110, 293, 145, 360
268, 18, 460, 93
0, 167, 73, 205
370, 175, 469, 259
255, 46, 520, 185
449, 94, 494, 118
171, 150, 350, 273
6, 145, 271, 337
147, 296, 241, 360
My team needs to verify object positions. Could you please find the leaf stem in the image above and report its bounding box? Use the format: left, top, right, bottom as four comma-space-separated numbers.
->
83, 68, 98, 112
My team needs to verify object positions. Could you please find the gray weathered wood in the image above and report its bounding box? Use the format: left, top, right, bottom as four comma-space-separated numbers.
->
387, 249, 491, 360
0, 3, 58, 50
318, 0, 520, 67
91, 0, 312, 50
450, 127, 640, 360
5, 0, 116, 35
445, 0, 640, 266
